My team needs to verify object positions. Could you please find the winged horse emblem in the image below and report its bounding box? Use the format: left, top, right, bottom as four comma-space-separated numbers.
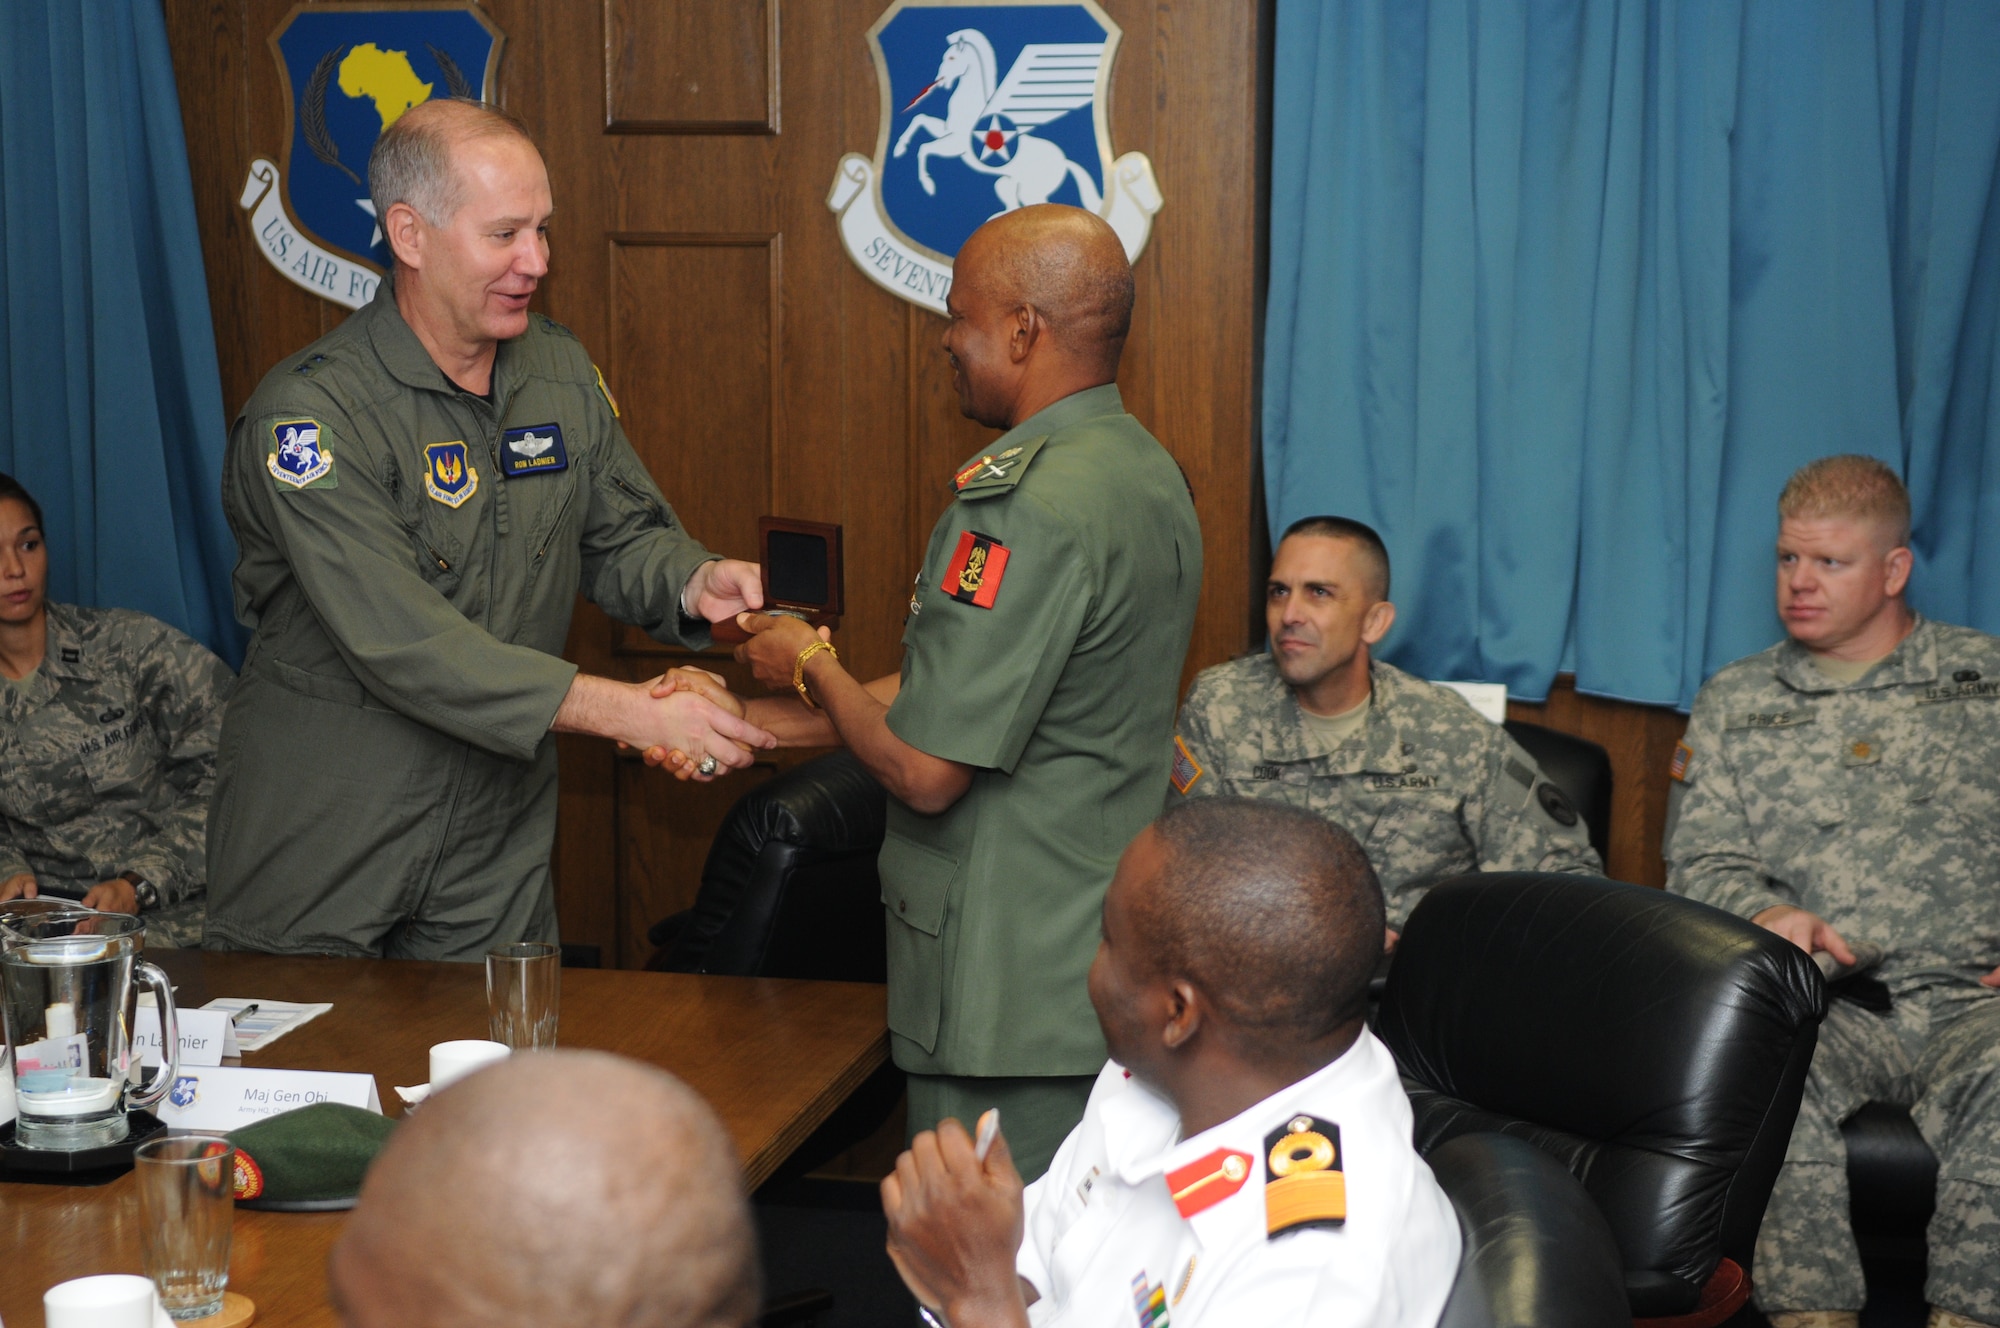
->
894, 30, 1104, 216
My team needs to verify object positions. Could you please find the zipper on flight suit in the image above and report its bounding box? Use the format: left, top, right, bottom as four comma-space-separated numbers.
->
534, 483, 577, 563
611, 475, 668, 528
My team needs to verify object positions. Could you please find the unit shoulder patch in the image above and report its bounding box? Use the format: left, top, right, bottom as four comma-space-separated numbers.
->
1265, 1114, 1345, 1238
423, 440, 479, 508
267, 418, 336, 490
1170, 735, 1204, 795
941, 530, 1010, 609
593, 364, 620, 418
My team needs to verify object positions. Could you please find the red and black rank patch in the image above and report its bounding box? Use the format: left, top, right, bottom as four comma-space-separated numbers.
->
942, 530, 1010, 609
1264, 1114, 1346, 1237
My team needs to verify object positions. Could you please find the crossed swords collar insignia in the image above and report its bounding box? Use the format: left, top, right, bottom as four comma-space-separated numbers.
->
240, 4, 504, 311
829, 0, 1164, 314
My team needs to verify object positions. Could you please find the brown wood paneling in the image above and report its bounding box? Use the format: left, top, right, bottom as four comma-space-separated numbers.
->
604, 0, 778, 134
1507, 675, 1689, 889
604, 234, 779, 655
166, 0, 1266, 968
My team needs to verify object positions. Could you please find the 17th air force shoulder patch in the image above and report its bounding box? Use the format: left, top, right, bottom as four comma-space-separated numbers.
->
268, 419, 336, 490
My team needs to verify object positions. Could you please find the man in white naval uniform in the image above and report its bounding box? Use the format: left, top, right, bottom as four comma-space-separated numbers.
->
879, 797, 1461, 1328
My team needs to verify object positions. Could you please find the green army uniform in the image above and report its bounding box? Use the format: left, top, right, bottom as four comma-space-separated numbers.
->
882, 384, 1202, 1179
1666, 616, 2000, 1319
209, 277, 718, 961
0, 603, 233, 947
1170, 656, 1600, 928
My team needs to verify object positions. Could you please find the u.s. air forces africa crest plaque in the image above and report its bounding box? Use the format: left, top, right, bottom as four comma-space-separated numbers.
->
240, 4, 502, 310
828, 0, 1164, 313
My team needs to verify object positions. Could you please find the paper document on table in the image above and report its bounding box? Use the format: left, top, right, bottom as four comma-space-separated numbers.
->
201, 998, 333, 1053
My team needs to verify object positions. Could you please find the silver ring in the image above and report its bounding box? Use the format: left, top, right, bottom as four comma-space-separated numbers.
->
696, 754, 719, 776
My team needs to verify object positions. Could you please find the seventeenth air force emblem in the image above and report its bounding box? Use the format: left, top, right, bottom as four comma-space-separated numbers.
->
829, 0, 1164, 313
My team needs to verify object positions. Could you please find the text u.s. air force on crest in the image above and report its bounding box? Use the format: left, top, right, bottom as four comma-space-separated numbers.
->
829, 0, 1164, 314
241, 6, 503, 310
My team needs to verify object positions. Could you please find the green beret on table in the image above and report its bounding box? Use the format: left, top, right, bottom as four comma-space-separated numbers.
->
227, 1103, 398, 1211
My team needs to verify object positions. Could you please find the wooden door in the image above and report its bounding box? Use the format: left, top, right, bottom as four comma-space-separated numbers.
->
165, 0, 1263, 968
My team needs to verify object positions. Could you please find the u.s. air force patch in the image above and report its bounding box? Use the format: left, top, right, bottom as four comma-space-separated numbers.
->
268, 419, 336, 489
424, 440, 478, 508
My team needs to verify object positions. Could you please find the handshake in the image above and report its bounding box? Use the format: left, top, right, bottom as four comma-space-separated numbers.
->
616, 610, 842, 781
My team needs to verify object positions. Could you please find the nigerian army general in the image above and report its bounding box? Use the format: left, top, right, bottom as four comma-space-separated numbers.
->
1170, 515, 1600, 935
1666, 455, 2000, 1328
644, 205, 1202, 1182
206, 99, 776, 961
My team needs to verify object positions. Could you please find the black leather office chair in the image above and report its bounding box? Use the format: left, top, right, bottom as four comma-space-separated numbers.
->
648, 750, 901, 1182
650, 749, 889, 981
1503, 719, 1614, 861
1431, 1132, 1630, 1328
1378, 873, 1825, 1322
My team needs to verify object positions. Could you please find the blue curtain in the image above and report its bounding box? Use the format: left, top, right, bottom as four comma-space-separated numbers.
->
0, 0, 241, 664
1265, 0, 2000, 710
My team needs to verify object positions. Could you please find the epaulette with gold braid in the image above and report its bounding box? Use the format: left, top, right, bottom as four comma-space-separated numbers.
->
1265, 1114, 1346, 1238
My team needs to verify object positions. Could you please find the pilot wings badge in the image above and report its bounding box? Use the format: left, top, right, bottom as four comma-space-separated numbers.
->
240, 5, 503, 310
829, 1, 1163, 314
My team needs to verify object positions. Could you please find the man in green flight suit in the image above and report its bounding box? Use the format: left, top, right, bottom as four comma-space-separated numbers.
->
208, 100, 774, 960
702, 205, 1203, 1180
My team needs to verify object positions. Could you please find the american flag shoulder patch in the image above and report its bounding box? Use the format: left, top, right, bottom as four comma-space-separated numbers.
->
1669, 740, 1693, 782
1170, 735, 1204, 795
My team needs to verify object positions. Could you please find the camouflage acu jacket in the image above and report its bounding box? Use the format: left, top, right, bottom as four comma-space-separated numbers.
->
1666, 615, 2000, 992
1170, 655, 1601, 927
0, 603, 233, 925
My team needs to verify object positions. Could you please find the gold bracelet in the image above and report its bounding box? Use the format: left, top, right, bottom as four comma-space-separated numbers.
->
794, 640, 838, 709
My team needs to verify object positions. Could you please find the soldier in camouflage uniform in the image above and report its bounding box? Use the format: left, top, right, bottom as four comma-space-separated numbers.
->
0, 474, 232, 948
1170, 517, 1600, 931
1666, 456, 2000, 1328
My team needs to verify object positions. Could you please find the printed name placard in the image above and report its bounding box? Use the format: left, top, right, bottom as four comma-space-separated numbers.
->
153, 1065, 382, 1131
134, 1007, 240, 1068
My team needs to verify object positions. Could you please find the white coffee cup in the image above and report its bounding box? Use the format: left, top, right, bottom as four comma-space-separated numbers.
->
429, 1039, 510, 1091
43, 1274, 162, 1328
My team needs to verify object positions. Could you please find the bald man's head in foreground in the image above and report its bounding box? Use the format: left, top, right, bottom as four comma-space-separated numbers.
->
329, 1051, 759, 1328
941, 204, 1135, 429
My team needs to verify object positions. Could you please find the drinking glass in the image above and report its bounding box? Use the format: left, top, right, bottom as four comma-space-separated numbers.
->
135, 1135, 236, 1320
485, 942, 560, 1050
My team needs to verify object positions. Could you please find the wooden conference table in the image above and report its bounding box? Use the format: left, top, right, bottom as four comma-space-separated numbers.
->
1, 950, 888, 1328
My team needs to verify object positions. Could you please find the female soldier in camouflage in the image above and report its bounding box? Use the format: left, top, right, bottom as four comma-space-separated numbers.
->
0, 473, 233, 947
